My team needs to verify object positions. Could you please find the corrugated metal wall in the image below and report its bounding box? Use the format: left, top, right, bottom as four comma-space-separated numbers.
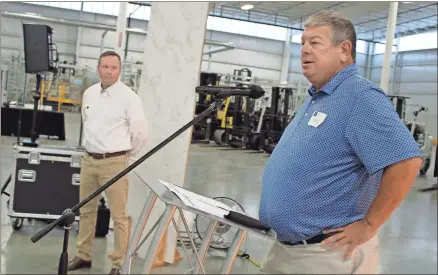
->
371, 49, 437, 137
0, 2, 369, 82
1, 2, 436, 137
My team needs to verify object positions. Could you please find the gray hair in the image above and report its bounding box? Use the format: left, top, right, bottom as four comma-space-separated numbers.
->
304, 11, 357, 62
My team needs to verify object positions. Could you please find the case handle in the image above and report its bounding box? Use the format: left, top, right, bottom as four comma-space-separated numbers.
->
71, 155, 82, 168
28, 152, 40, 165
18, 170, 36, 182
72, 174, 80, 186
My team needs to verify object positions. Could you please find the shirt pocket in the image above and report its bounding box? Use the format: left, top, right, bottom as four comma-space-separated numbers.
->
83, 105, 94, 121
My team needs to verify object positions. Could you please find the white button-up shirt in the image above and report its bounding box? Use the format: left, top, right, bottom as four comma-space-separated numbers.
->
81, 81, 148, 161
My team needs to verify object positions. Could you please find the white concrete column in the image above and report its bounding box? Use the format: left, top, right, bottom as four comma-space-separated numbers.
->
127, 1, 210, 264
114, 2, 128, 60
391, 37, 401, 94
280, 28, 293, 83
380, 2, 398, 93
75, 2, 84, 64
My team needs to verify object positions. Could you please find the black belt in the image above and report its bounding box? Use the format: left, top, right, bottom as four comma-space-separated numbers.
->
86, 151, 127, 159
281, 232, 336, 246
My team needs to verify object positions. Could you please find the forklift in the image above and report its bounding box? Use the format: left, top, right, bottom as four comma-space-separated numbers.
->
212, 68, 258, 148
192, 72, 220, 143
246, 86, 295, 153
388, 95, 433, 175
262, 87, 294, 153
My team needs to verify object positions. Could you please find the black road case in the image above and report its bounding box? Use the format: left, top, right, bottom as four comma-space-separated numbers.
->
8, 144, 85, 225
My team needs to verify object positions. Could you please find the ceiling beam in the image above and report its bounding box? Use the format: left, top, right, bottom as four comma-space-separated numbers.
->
353, 2, 437, 26
276, 2, 306, 14
289, 2, 345, 26
357, 14, 438, 34
327, 2, 393, 23
373, 25, 437, 40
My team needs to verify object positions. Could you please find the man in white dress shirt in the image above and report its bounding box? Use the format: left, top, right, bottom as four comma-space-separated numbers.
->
68, 51, 148, 275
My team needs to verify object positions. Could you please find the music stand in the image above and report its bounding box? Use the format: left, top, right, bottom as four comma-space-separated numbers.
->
121, 177, 276, 274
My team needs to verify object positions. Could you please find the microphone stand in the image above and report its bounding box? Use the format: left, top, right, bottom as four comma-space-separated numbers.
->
30, 94, 229, 275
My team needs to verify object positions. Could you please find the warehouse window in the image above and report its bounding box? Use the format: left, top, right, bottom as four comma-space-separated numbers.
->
291, 33, 302, 44
374, 31, 438, 54
374, 42, 397, 54
206, 16, 287, 41
24, 2, 81, 10
398, 31, 437, 52
356, 40, 367, 53
102, 2, 118, 16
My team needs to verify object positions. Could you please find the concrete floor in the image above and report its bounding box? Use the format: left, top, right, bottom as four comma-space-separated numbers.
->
1, 112, 437, 274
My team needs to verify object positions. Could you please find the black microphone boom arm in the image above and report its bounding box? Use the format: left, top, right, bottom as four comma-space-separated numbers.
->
195, 84, 265, 99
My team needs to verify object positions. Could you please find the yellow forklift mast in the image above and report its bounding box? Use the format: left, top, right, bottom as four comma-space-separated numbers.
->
216, 97, 233, 129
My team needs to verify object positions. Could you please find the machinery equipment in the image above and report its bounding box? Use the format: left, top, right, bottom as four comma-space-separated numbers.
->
203, 68, 309, 150
388, 95, 434, 175
212, 68, 259, 148
39, 61, 80, 112
258, 87, 294, 153
406, 106, 433, 175
192, 72, 220, 143
241, 86, 297, 153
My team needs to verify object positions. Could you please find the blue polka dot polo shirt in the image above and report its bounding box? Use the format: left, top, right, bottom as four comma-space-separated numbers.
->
259, 63, 423, 243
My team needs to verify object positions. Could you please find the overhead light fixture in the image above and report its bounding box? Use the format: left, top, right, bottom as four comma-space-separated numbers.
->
240, 4, 254, 10
402, 1, 412, 3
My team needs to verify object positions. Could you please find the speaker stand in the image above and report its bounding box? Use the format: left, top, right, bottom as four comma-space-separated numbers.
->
22, 73, 42, 148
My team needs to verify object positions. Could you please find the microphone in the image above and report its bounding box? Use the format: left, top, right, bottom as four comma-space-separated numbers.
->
195, 85, 265, 99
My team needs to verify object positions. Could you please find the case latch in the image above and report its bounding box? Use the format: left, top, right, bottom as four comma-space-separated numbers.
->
71, 155, 82, 168
72, 174, 80, 186
18, 170, 36, 182
28, 152, 40, 165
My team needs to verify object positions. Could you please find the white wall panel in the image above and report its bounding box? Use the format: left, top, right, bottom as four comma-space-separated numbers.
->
210, 49, 282, 71
401, 49, 437, 65
287, 72, 310, 85
1, 35, 22, 50
208, 30, 284, 55
290, 43, 302, 58
1, 49, 20, 58
55, 42, 76, 54
372, 54, 396, 67
78, 45, 104, 60
399, 83, 438, 95
202, 61, 280, 80
400, 66, 438, 83
370, 68, 394, 83
288, 56, 303, 74
125, 51, 146, 63
81, 28, 118, 48
358, 66, 366, 77
1, 18, 23, 36
126, 33, 147, 53
356, 53, 367, 65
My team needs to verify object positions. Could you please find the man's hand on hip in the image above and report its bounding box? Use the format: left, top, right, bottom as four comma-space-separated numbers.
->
320, 219, 377, 261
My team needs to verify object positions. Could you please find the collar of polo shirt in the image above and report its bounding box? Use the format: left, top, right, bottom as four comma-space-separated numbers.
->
308, 64, 358, 97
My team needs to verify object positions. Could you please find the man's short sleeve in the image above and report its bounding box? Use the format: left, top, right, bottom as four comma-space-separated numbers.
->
345, 89, 423, 175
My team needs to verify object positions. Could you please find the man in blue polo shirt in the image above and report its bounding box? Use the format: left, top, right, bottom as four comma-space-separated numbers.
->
259, 11, 423, 274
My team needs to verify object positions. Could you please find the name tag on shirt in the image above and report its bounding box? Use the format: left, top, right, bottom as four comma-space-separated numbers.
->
308, 111, 327, 127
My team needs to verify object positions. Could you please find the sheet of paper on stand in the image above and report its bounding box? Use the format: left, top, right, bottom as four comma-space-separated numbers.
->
159, 180, 234, 218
